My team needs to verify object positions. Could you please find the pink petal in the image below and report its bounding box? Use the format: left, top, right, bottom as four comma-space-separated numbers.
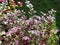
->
1, 0, 5, 2
18, 2, 23, 5
14, 40, 19, 45
5, 30, 13, 35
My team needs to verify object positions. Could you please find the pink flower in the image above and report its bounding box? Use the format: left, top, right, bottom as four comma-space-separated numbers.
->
16, 26, 22, 30
50, 30, 59, 34
40, 31, 45, 38
14, 40, 19, 45
47, 15, 55, 22
12, 4, 16, 7
0, 0, 5, 2
42, 43, 46, 45
26, 20, 30, 25
41, 16, 45, 22
11, 26, 18, 33
5, 30, 13, 36
28, 30, 40, 36
18, 2, 23, 5
9, 19, 14, 23
22, 36, 30, 40
3, 9, 7, 13
54, 30, 59, 34
29, 18, 34, 24
5, 26, 18, 36
11, 0, 15, 2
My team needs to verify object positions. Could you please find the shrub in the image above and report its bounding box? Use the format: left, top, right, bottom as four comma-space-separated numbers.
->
0, 0, 59, 45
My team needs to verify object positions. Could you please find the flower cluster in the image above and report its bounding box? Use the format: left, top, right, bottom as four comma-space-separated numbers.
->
25, 0, 36, 16
0, 0, 59, 45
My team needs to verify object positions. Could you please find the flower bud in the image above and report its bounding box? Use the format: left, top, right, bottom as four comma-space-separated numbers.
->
3, 9, 7, 13
18, 2, 23, 6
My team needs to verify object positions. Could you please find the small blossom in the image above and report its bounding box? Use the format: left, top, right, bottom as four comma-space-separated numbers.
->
29, 18, 34, 24
9, 19, 14, 23
3, 21, 8, 24
18, 2, 23, 5
41, 12, 46, 16
26, 4, 33, 8
42, 43, 46, 45
41, 16, 45, 22
33, 15, 41, 20
0, 0, 5, 2
34, 19, 38, 23
48, 9, 56, 14
3, 9, 7, 13
25, 1, 30, 4
21, 15, 26, 20
22, 36, 30, 40
50, 30, 59, 34
14, 40, 19, 45
0, 31, 5, 35
12, 26, 18, 33
26, 20, 30, 25
51, 9, 56, 12
12, 3, 16, 7
5, 26, 18, 36
11, 0, 15, 2
5, 30, 13, 36
40, 31, 45, 38
28, 30, 40, 36
47, 15, 55, 22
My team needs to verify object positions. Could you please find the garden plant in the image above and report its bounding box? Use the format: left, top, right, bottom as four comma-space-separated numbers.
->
0, 0, 59, 45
